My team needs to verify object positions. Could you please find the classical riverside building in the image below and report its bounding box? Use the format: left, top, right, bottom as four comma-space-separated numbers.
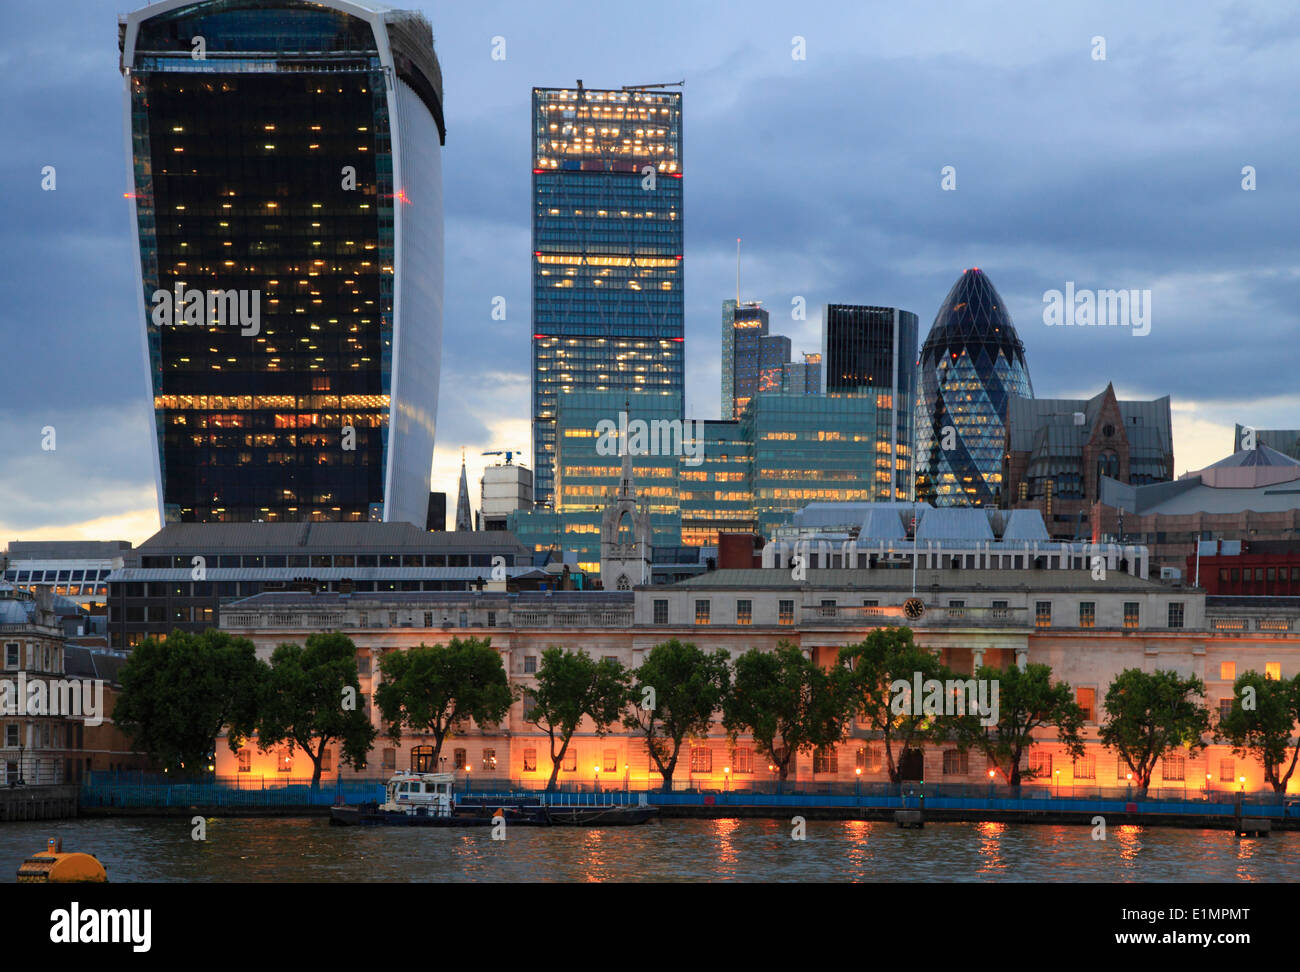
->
214, 566, 1300, 794
531, 82, 684, 508
1094, 445, 1300, 572
120, 0, 446, 526
0, 586, 76, 785
1003, 384, 1173, 539
63, 646, 151, 778
104, 522, 541, 648
916, 269, 1033, 507
821, 304, 919, 501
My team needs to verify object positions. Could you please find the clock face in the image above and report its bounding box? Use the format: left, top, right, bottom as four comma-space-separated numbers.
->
903, 597, 925, 621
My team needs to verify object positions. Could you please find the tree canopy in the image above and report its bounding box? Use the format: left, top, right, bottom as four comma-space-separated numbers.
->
114, 629, 261, 776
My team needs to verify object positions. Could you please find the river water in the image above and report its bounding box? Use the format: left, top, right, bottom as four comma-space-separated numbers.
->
0, 817, 1294, 882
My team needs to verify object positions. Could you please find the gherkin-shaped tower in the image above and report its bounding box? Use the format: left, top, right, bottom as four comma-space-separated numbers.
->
915, 268, 1033, 506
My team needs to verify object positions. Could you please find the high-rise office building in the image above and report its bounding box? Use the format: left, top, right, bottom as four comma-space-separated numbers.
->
741, 394, 878, 535
531, 83, 684, 508
915, 269, 1033, 507
722, 300, 778, 419
680, 420, 753, 545
723, 299, 820, 419
120, 0, 445, 527
480, 461, 534, 531
821, 304, 918, 501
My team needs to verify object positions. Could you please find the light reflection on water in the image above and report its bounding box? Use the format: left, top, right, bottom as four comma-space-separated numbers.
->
0, 817, 1294, 883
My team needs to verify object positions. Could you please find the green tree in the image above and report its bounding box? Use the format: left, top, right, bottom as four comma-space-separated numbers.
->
255, 632, 377, 787
622, 639, 730, 792
373, 637, 512, 767
1217, 671, 1300, 793
114, 629, 262, 777
723, 642, 852, 782
525, 647, 631, 790
1099, 668, 1211, 796
839, 627, 955, 782
953, 662, 1085, 786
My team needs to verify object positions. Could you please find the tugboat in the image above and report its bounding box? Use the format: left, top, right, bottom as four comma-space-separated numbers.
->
329, 771, 657, 827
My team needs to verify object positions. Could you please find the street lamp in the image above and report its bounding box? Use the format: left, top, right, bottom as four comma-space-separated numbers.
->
594, 765, 601, 793
1055, 769, 1061, 796
723, 766, 730, 792
855, 766, 862, 797
1239, 775, 1246, 794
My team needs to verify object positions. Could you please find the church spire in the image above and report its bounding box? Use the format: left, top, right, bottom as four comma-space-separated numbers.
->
619, 398, 635, 498
455, 448, 473, 531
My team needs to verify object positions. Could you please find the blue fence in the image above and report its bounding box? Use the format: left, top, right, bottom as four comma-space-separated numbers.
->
81, 779, 385, 809
78, 773, 1297, 818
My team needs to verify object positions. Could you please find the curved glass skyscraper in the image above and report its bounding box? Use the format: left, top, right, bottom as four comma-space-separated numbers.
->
915, 268, 1032, 507
120, 0, 444, 526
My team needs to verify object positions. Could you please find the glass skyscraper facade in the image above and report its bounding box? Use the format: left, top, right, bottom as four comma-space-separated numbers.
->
120, 0, 445, 527
722, 299, 821, 420
680, 420, 753, 545
741, 394, 878, 535
531, 84, 684, 509
915, 269, 1033, 507
821, 304, 918, 501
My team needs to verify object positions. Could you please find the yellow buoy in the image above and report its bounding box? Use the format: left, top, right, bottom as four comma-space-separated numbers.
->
16, 838, 107, 883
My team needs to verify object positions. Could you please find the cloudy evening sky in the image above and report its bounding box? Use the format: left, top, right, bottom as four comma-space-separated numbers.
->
0, 0, 1296, 545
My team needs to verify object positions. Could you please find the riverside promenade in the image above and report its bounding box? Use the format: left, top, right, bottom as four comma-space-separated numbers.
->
75, 774, 1299, 830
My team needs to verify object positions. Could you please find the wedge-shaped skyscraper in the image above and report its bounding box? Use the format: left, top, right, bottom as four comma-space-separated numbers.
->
120, 0, 445, 526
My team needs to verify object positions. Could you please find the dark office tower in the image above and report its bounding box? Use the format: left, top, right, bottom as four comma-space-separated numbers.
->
120, 1, 445, 527
722, 300, 792, 419
531, 83, 684, 508
821, 305, 919, 501
915, 269, 1033, 507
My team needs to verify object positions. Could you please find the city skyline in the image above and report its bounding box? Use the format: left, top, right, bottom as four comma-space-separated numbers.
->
2, 0, 1298, 543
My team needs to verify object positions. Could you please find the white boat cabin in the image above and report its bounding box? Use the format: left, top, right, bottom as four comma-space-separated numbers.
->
381, 771, 456, 816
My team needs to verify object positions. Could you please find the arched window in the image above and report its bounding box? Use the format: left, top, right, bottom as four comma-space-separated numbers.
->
616, 575, 631, 591
617, 510, 635, 545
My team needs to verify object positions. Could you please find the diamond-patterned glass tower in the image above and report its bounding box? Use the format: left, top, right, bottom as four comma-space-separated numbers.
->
915, 268, 1033, 506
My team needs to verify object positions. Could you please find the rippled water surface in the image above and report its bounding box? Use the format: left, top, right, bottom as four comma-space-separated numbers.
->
1, 817, 1295, 882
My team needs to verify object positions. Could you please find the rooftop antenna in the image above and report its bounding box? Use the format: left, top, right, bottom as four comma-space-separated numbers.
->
736, 237, 741, 305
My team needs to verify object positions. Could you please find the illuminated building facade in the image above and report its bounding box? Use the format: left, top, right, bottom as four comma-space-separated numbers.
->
915, 269, 1033, 507
120, 0, 445, 526
723, 300, 821, 420
531, 84, 684, 508
680, 420, 754, 546
742, 394, 878, 535
216, 572, 1300, 794
822, 304, 918, 501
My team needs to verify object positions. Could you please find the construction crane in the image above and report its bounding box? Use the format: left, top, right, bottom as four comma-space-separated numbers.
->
482, 450, 524, 465
621, 80, 685, 90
